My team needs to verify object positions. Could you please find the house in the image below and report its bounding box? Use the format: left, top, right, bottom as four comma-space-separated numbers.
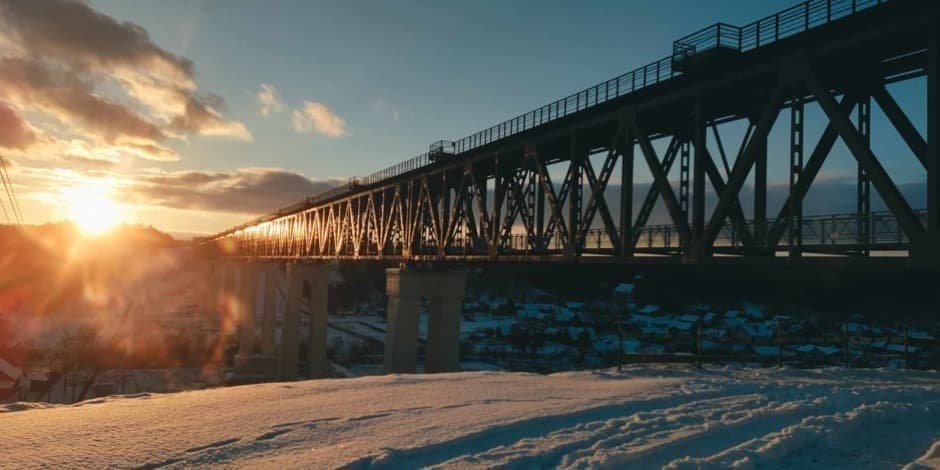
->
676, 314, 700, 324
752, 345, 794, 358
554, 308, 576, 323
613, 283, 635, 295
566, 326, 597, 342
538, 341, 577, 357
0, 357, 22, 400
593, 335, 620, 354
636, 304, 660, 314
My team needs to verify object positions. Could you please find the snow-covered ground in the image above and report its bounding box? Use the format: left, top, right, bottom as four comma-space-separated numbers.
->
3, 366, 939, 469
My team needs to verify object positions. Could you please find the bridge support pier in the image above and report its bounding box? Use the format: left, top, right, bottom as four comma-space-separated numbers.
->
232, 263, 279, 378
305, 264, 330, 379
276, 263, 330, 380
259, 263, 279, 358
384, 267, 467, 374
425, 270, 468, 373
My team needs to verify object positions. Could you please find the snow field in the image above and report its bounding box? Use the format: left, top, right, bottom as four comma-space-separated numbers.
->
2, 366, 937, 469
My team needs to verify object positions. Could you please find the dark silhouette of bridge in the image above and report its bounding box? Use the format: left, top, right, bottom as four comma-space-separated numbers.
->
200, 0, 940, 269
201, 0, 940, 379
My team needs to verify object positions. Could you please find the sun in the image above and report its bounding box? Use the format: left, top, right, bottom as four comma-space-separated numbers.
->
64, 187, 123, 235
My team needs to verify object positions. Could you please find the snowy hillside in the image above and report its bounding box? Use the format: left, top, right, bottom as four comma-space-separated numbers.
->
3, 367, 939, 469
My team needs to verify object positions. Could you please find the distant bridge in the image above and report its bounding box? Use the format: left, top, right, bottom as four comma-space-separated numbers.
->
200, 0, 940, 269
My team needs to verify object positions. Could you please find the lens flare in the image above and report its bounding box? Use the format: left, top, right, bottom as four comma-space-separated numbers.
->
63, 185, 123, 235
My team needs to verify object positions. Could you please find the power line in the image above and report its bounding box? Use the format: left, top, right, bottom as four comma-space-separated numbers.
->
0, 153, 22, 224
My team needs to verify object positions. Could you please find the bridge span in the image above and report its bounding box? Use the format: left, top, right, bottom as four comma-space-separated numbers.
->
197, 0, 940, 380
200, 0, 940, 270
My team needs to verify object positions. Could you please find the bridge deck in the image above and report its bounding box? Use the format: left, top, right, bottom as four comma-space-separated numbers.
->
201, 0, 940, 268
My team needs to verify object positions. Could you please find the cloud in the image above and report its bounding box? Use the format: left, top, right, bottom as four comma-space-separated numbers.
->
0, 102, 37, 150
0, 0, 251, 161
0, 57, 167, 144
168, 93, 252, 141
125, 167, 344, 214
0, 0, 193, 83
291, 101, 349, 137
256, 83, 285, 116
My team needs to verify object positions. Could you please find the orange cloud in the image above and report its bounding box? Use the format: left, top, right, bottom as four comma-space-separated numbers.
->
291, 101, 349, 138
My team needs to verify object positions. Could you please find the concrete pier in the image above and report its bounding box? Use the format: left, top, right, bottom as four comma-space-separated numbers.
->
425, 270, 468, 373
275, 263, 330, 380
236, 265, 259, 357
305, 264, 330, 379
384, 267, 468, 375
383, 267, 425, 374
276, 263, 304, 380
259, 264, 279, 357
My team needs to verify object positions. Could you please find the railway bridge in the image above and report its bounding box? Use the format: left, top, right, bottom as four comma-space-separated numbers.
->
197, 0, 940, 379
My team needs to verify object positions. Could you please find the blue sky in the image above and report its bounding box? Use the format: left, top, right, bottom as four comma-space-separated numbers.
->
92, 0, 800, 177
0, 0, 927, 235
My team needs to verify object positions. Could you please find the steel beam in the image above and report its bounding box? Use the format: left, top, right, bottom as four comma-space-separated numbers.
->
805, 74, 924, 239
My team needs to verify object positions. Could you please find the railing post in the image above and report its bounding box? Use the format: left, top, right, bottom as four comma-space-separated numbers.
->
805, 2, 810, 30
775, 13, 780, 41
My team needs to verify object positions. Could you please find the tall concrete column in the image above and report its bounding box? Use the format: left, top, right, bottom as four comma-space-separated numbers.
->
219, 262, 240, 337
259, 264, 279, 357
425, 270, 468, 373
276, 263, 305, 380
236, 265, 259, 357
306, 264, 330, 379
383, 267, 424, 374
201, 259, 220, 316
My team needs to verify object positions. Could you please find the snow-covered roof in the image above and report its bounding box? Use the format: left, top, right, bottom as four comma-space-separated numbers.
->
641, 325, 669, 336
636, 305, 660, 314
884, 343, 920, 354
703, 313, 717, 323
554, 308, 575, 322
676, 314, 700, 323
564, 301, 585, 309
567, 327, 597, 341
0, 358, 21, 382
751, 345, 792, 357
613, 283, 635, 294
908, 330, 935, 341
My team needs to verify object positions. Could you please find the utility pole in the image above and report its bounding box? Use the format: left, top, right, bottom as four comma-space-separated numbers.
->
842, 321, 849, 368
696, 319, 703, 370
903, 323, 909, 370
777, 320, 783, 367
617, 303, 624, 372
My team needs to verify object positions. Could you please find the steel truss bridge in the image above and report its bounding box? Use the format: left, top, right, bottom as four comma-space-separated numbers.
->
201, 0, 940, 268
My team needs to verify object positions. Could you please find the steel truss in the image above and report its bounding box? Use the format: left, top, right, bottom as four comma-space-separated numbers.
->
202, 0, 940, 267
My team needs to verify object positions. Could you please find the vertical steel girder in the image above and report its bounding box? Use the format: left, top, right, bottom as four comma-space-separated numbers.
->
789, 96, 804, 257
928, 18, 940, 236
679, 140, 691, 222
857, 97, 872, 255
620, 124, 635, 256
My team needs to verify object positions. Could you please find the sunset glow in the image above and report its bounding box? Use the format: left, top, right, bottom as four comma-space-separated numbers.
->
64, 186, 123, 235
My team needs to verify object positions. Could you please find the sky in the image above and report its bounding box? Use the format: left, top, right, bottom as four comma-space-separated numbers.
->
0, 0, 927, 237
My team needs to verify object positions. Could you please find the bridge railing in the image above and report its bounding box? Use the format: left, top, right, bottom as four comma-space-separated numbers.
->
207, 0, 893, 242
499, 209, 924, 253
